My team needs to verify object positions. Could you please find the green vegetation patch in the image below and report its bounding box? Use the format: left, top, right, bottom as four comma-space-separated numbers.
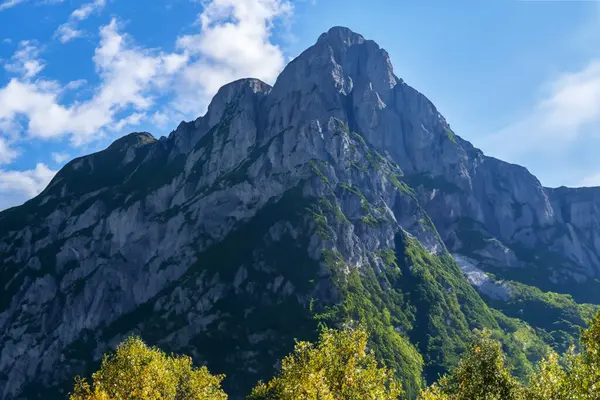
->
315, 262, 423, 398
387, 174, 417, 197
309, 160, 329, 185
487, 280, 598, 352
445, 128, 457, 144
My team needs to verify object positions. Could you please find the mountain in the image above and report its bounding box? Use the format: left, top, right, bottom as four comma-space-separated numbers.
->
1, 26, 598, 399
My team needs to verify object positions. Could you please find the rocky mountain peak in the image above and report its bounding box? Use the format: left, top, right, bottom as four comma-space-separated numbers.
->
263, 26, 399, 142
107, 131, 156, 152
276, 25, 397, 96
318, 26, 398, 91
204, 78, 271, 127
317, 26, 366, 47
168, 78, 272, 153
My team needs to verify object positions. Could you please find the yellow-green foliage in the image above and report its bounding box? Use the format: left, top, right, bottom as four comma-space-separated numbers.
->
420, 310, 600, 400
525, 350, 569, 400
248, 328, 403, 400
418, 385, 449, 400
69, 336, 227, 400
525, 310, 600, 399
419, 329, 525, 400
68, 310, 600, 400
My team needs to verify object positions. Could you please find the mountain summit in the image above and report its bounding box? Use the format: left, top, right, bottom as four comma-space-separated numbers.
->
1, 27, 599, 399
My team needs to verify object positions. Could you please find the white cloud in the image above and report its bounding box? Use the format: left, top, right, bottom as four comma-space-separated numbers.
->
55, 24, 83, 43
72, 0, 105, 19
540, 61, 600, 135
63, 79, 87, 91
0, 0, 63, 11
0, 138, 18, 164
173, 0, 292, 113
54, 0, 107, 43
51, 152, 70, 164
0, 18, 188, 144
151, 111, 169, 128
480, 59, 600, 162
0, 0, 25, 11
0, 163, 56, 210
0, 0, 293, 145
4, 40, 45, 79
110, 112, 145, 132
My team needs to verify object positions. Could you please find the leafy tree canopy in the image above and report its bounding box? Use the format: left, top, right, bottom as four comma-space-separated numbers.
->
248, 327, 403, 400
69, 336, 227, 400
418, 329, 524, 400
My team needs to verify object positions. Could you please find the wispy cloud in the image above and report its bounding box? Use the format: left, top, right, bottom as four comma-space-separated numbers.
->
480, 59, 600, 161
54, 24, 83, 43
0, 0, 63, 11
0, 138, 18, 164
0, 0, 26, 11
471, 1, 600, 189
151, 110, 169, 128
54, 0, 107, 43
3, 40, 45, 79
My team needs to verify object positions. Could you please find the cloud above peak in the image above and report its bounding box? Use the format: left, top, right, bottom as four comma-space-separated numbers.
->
174, 0, 292, 113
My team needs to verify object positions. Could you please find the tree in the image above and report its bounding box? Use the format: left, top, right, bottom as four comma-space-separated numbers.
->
69, 336, 227, 400
570, 310, 600, 398
417, 383, 450, 400
526, 310, 600, 400
248, 328, 403, 400
525, 350, 569, 400
418, 329, 524, 400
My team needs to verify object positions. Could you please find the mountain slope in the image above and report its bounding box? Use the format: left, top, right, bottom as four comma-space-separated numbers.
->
0, 27, 596, 399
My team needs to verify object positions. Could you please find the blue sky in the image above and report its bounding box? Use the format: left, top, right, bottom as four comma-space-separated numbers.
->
0, 0, 599, 210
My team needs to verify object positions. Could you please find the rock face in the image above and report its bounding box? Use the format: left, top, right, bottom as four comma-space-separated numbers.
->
1, 26, 599, 399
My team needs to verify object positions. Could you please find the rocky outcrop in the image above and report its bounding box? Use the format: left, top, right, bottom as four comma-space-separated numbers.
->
453, 254, 512, 301
1, 26, 599, 399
